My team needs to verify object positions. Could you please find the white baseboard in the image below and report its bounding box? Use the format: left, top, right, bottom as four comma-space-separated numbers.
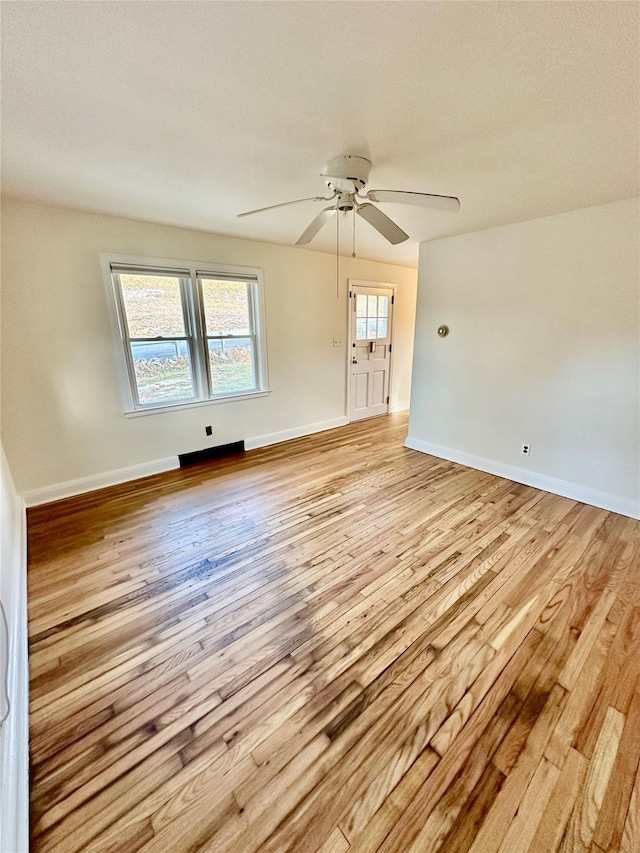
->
390, 401, 410, 413
245, 416, 349, 450
0, 497, 29, 853
405, 436, 640, 520
23, 456, 180, 507
23, 418, 352, 506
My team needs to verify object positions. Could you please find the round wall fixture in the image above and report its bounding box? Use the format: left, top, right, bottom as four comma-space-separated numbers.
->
437, 324, 449, 338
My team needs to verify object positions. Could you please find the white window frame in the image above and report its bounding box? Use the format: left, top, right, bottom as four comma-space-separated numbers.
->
100, 253, 270, 416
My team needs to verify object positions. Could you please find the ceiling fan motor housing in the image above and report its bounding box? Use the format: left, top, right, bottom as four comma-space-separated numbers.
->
322, 155, 371, 193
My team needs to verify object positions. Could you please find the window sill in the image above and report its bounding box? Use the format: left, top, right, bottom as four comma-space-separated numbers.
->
123, 389, 272, 418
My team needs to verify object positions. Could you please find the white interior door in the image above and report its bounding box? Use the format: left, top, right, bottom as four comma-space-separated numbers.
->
349, 283, 394, 421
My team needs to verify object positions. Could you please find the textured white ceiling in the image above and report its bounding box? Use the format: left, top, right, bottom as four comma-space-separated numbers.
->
2, 1, 638, 266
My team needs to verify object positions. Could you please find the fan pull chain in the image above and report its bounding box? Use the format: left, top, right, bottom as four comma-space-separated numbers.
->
352, 208, 356, 258
336, 202, 339, 299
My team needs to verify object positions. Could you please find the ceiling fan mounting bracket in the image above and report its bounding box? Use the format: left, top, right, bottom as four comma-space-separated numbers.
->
321, 155, 371, 194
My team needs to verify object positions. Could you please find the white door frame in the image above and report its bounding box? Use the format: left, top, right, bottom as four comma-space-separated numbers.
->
346, 279, 397, 422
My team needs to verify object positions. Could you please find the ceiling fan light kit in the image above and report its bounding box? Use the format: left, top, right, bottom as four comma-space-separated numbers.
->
238, 153, 460, 249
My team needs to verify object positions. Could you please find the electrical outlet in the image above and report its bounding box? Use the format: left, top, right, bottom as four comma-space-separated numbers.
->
522, 443, 530, 456
333, 338, 343, 348
205, 425, 212, 437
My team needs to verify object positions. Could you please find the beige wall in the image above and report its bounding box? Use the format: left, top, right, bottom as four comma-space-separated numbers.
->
408, 197, 640, 516
1, 199, 417, 496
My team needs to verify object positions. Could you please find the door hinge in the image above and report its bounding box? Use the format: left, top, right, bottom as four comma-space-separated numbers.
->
391, 295, 395, 305
349, 290, 352, 298
389, 344, 392, 353
386, 396, 390, 404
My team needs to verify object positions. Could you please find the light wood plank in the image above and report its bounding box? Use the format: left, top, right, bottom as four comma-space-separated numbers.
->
26, 412, 640, 853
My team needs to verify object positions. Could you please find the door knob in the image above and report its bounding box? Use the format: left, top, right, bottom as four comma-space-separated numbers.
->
352, 357, 358, 364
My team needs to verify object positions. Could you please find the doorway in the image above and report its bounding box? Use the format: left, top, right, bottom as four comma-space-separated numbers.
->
348, 280, 395, 421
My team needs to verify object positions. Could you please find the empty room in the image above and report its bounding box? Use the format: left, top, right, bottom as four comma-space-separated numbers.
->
1, 2, 639, 852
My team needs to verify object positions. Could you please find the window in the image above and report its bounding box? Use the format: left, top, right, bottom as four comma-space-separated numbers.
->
355, 292, 389, 340
102, 255, 268, 414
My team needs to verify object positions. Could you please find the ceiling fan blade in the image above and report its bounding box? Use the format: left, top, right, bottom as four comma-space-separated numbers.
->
295, 207, 337, 245
356, 204, 409, 245
238, 196, 331, 218
366, 190, 460, 212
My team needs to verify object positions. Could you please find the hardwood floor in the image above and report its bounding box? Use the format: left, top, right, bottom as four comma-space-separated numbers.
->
27, 412, 640, 852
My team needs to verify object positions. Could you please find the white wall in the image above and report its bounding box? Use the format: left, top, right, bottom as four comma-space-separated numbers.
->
407, 197, 640, 518
0, 447, 29, 853
0, 199, 416, 499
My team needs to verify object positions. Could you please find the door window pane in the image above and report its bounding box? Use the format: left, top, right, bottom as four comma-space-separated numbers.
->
355, 291, 391, 340
208, 337, 256, 394
202, 280, 251, 336
120, 275, 186, 337
130, 340, 194, 404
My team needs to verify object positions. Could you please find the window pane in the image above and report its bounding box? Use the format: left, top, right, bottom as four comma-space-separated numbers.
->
356, 294, 367, 318
120, 275, 186, 337
379, 296, 388, 317
130, 340, 194, 405
367, 319, 378, 338
367, 295, 377, 317
377, 318, 388, 338
202, 279, 251, 336
208, 338, 256, 394
356, 319, 367, 340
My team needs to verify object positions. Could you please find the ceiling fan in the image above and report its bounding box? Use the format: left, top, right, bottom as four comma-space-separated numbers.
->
238, 155, 460, 247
